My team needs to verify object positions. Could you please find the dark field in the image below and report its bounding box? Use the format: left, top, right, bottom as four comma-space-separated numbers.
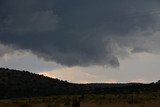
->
0, 92, 160, 107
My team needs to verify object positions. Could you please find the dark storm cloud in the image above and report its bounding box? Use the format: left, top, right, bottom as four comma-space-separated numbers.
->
0, 0, 160, 67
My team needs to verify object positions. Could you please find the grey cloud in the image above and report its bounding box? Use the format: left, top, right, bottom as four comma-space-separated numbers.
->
0, 44, 17, 57
7, 10, 58, 33
0, 0, 160, 67
131, 47, 152, 53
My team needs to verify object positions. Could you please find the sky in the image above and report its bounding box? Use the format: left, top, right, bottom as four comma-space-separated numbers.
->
0, 0, 160, 83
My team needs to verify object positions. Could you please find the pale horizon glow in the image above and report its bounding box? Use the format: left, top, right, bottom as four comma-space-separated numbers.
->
37, 52, 160, 83
0, 51, 160, 83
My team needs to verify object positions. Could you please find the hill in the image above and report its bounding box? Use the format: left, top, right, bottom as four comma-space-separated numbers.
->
0, 68, 160, 99
0, 68, 80, 99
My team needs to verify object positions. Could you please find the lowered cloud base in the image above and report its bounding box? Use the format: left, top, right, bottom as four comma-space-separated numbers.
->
0, 0, 160, 68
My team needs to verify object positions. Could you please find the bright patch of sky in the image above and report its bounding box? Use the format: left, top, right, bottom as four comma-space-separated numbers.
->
1, 51, 160, 83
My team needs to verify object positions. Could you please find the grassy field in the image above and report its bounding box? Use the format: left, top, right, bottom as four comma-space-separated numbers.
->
0, 92, 160, 107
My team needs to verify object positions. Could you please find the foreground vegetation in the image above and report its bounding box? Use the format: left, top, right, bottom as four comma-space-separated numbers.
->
0, 92, 160, 107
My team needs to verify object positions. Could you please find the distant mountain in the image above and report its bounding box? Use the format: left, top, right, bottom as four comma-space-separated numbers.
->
0, 68, 160, 99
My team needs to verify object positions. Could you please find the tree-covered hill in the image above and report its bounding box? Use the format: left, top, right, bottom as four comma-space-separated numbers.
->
0, 68, 79, 99
0, 68, 160, 99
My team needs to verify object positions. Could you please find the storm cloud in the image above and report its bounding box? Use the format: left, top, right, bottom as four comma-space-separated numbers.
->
0, 0, 160, 67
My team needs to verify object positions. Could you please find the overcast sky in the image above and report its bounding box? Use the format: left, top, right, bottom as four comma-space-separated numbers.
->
0, 0, 160, 83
